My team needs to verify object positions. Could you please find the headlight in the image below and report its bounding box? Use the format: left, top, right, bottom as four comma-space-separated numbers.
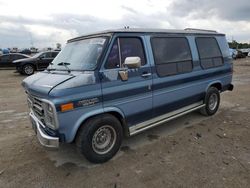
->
48, 104, 53, 113
43, 102, 57, 130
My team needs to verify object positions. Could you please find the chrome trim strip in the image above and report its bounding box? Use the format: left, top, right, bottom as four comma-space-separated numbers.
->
129, 102, 205, 136
30, 112, 59, 148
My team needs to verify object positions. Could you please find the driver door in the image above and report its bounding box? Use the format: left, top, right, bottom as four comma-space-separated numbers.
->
100, 36, 153, 127
37, 52, 53, 70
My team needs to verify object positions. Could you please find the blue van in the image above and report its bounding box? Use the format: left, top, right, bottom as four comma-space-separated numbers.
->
22, 28, 233, 163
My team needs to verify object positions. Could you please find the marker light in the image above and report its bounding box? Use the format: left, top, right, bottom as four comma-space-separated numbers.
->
60, 103, 74, 112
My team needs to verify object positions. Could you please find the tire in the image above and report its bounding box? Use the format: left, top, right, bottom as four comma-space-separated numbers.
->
76, 114, 123, 163
200, 87, 220, 116
22, 64, 35, 75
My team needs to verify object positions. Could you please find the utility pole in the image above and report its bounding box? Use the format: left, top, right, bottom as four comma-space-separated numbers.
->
29, 32, 34, 47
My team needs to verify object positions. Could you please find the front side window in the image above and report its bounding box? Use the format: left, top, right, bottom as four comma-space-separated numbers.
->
151, 37, 193, 77
105, 37, 146, 69
44, 52, 52, 58
52, 52, 58, 58
50, 37, 107, 71
196, 37, 223, 69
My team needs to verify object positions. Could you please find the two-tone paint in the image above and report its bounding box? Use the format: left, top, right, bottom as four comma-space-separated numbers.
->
22, 29, 233, 147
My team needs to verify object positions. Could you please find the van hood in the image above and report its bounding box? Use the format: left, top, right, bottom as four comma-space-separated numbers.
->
22, 71, 75, 97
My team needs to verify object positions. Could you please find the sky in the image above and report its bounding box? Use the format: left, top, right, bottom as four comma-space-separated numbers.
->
0, 0, 250, 48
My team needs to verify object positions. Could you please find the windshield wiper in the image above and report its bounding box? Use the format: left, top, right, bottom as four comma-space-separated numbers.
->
57, 62, 71, 73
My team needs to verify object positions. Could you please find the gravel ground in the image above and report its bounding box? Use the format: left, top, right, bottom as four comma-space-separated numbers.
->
0, 58, 249, 188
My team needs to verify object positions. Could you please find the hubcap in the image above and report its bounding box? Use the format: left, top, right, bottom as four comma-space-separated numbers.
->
92, 125, 116, 155
24, 65, 33, 75
208, 93, 218, 111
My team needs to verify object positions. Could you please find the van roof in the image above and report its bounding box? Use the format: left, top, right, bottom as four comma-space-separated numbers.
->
68, 28, 225, 42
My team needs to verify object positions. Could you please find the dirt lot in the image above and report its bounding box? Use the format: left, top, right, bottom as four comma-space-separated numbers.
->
0, 59, 250, 188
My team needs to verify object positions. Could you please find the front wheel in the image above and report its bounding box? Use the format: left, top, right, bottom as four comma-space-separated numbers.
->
22, 64, 34, 75
76, 114, 123, 163
200, 87, 220, 116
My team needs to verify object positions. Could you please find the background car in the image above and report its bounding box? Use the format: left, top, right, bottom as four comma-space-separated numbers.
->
229, 48, 237, 59
13, 51, 59, 75
235, 50, 246, 59
2, 48, 10, 54
0, 53, 30, 68
20, 49, 32, 55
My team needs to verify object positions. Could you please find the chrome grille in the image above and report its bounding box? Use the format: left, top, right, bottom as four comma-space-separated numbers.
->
27, 94, 45, 121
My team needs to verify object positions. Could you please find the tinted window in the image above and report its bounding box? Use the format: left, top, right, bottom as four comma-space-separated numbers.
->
11, 54, 25, 60
106, 39, 119, 69
196, 37, 223, 69
120, 38, 146, 66
41, 52, 52, 58
52, 52, 58, 58
0, 55, 10, 62
151, 37, 192, 77
106, 37, 146, 69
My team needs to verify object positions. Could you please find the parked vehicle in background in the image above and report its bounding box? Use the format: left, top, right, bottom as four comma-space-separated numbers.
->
22, 28, 233, 163
240, 48, 250, 57
235, 50, 246, 59
13, 51, 59, 75
30, 47, 38, 53
229, 48, 237, 59
10, 47, 19, 53
2, 48, 10, 54
20, 49, 32, 55
248, 52, 250, 57
0, 53, 30, 68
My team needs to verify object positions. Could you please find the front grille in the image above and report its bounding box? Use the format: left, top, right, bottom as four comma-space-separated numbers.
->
27, 95, 45, 122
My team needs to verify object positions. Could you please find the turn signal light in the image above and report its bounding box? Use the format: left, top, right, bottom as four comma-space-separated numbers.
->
60, 103, 74, 112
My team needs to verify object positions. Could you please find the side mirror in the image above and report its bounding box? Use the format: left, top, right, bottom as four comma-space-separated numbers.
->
124, 57, 141, 69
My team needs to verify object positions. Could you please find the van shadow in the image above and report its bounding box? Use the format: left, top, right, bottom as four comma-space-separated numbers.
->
45, 111, 209, 168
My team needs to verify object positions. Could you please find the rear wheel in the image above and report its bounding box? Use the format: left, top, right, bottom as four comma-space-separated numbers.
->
200, 87, 220, 116
76, 114, 123, 163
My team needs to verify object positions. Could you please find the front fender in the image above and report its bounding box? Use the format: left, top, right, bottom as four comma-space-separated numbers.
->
68, 107, 125, 143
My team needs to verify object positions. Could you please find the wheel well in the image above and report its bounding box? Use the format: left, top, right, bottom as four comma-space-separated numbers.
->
74, 111, 128, 143
210, 83, 222, 91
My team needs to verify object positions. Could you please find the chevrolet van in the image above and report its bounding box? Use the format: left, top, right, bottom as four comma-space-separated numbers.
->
22, 28, 233, 163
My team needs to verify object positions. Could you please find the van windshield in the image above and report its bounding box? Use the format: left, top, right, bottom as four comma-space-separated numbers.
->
50, 37, 107, 71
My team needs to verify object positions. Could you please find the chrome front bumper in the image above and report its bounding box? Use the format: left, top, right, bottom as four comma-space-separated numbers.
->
29, 112, 59, 148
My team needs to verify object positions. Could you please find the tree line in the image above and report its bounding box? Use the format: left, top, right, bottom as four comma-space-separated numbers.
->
228, 40, 250, 49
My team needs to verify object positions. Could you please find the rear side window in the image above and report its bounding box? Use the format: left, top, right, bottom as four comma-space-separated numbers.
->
12, 54, 25, 60
105, 37, 146, 69
196, 37, 223, 69
0, 55, 10, 62
151, 37, 193, 77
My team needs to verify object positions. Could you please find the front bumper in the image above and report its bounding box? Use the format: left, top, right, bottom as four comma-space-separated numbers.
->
29, 112, 59, 148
